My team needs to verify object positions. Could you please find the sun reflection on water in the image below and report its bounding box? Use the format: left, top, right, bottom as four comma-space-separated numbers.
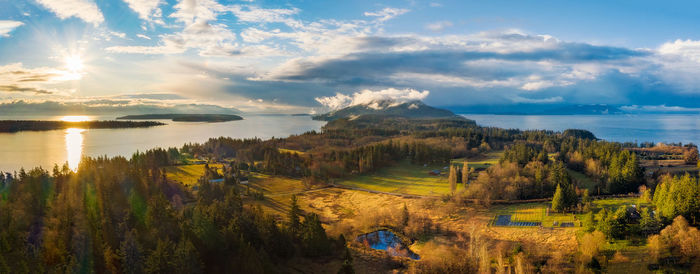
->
65, 128, 85, 171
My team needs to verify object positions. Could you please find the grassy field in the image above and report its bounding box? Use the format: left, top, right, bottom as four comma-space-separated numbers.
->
335, 160, 458, 196
245, 172, 307, 194
451, 150, 503, 169
241, 173, 312, 216
568, 169, 597, 192
164, 164, 223, 186
278, 148, 305, 155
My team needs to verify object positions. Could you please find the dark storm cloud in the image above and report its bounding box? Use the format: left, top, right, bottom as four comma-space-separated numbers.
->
273, 43, 648, 84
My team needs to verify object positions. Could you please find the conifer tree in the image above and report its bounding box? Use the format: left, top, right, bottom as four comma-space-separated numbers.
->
288, 195, 302, 235
552, 184, 565, 212
401, 203, 410, 228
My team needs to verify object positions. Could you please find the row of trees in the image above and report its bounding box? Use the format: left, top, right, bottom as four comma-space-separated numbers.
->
652, 174, 700, 225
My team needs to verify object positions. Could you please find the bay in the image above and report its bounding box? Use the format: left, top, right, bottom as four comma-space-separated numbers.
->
0, 115, 325, 172
463, 114, 700, 145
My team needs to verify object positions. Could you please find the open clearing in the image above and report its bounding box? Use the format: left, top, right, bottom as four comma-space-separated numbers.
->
335, 152, 504, 197
335, 160, 458, 196
165, 163, 223, 186
451, 150, 503, 169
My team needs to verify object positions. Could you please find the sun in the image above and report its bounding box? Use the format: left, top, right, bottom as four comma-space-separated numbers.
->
60, 115, 91, 122
64, 55, 84, 73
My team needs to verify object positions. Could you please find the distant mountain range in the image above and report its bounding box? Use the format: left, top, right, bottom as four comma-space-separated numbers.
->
444, 104, 627, 115
0, 100, 242, 116
313, 100, 459, 121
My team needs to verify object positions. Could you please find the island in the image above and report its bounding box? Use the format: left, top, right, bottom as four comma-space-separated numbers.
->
0, 120, 165, 133
116, 114, 243, 122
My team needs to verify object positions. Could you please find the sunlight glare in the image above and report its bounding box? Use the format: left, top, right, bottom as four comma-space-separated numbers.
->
60, 115, 91, 122
64, 55, 84, 73
65, 128, 85, 171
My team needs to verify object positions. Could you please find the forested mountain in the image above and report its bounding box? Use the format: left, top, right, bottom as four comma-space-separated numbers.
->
313, 100, 458, 121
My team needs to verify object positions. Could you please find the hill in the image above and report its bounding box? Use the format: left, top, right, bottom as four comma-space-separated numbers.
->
313, 100, 458, 121
117, 114, 243, 122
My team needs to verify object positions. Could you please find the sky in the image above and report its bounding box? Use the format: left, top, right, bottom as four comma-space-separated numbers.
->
1, 0, 700, 113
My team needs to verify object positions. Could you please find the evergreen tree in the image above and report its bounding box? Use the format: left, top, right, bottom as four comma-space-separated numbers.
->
172, 238, 202, 274
401, 203, 409, 228
288, 195, 302, 235
639, 207, 660, 236
301, 213, 331, 257
552, 184, 565, 212
145, 239, 174, 273
119, 229, 144, 274
338, 246, 355, 274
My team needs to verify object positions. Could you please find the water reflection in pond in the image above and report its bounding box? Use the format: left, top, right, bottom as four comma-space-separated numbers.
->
356, 230, 420, 260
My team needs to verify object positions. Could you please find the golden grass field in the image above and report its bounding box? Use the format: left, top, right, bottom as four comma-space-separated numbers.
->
164, 163, 223, 186
450, 150, 503, 169
335, 160, 456, 196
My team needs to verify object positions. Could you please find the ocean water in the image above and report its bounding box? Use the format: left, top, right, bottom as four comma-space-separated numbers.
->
0, 113, 697, 172
463, 114, 700, 145
0, 115, 325, 172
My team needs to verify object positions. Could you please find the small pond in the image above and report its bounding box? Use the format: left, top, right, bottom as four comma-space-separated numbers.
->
356, 230, 420, 260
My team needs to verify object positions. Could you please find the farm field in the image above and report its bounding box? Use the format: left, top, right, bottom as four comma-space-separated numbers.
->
489, 203, 579, 228
451, 150, 503, 169
164, 163, 223, 186
335, 160, 456, 196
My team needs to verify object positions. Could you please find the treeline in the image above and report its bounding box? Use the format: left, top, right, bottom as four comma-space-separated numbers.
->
561, 139, 644, 194
309, 140, 452, 181
0, 152, 343, 273
0, 120, 164, 132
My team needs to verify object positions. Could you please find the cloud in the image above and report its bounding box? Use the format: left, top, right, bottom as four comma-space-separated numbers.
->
425, 21, 452, 32
35, 0, 104, 26
0, 21, 24, 37
0, 63, 82, 96
109, 0, 248, 56
658, 39, 700, 62
511, 95, 563, 103
364, 7, 409, 22
122, 0, 164, 23
228, 5, 301, 27
0, 85, 53, 94
0, 99, 241, 116
261, 41, 646, 88
136, 34, 151, 40
315, 88, 429, 110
